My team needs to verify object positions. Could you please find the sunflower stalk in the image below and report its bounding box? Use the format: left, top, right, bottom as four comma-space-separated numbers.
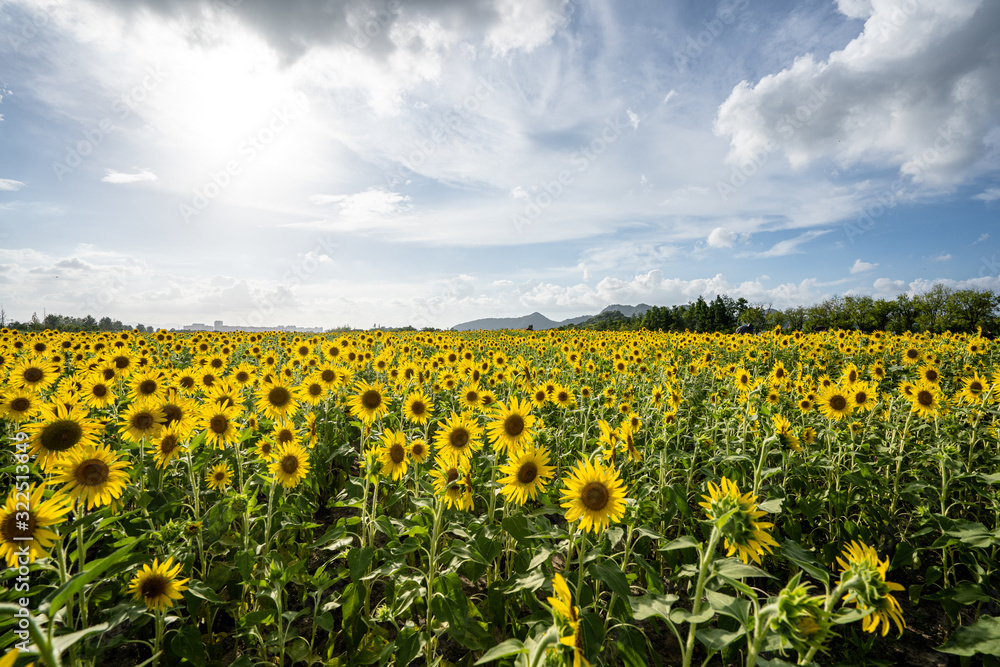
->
424, 492, 448, 666
681, 526, 721, 667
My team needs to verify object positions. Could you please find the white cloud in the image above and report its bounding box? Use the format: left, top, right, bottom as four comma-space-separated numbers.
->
102, 169, 158, 184
715, 0, 1000, 187
931, 253, 952, 261
974, 233, 990, 244
850, 258, 878, 273
974, 187, 1000, 202
707, 227, 736, 248
0, 179, 26, 191
308, 188, 412, 217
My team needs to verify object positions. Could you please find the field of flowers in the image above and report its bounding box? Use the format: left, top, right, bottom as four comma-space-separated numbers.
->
1, 326, 999, 666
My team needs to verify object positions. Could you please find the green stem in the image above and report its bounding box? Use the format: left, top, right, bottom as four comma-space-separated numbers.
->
682, 528, 721, 667
425, 493, 447, 666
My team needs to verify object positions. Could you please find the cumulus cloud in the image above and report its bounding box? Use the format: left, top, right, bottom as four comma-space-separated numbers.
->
931, 252, 952, 261
0, 179, 25, 191
715, 0, 1000, 187
707, 227, 737, 248
974, 187, 1000, 202
102, 169, 158, 184
851, 258, 878, 273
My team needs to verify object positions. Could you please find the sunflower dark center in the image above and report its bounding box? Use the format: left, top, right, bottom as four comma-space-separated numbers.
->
848, 371, 857, 383
466, 391, 478, 403
361, 390, 382, 410
277, 429, 293, 443
449, 428, 469, 449
389, 443, 405, 464
906, 349, 918, 359
412, 442, 425, 457
281, 456, 299, 474
854, 391, 868, 404
2, 512, 36, 542
925, 370, 938, 382
114, 356, 129, 369
446, 468, 459, 484
162, 404, 182, 425
140, 575, 168, 599
970, 382, 983, 393
504, 414, 525, 437
308, 383, 322, 397
40, 420, 84, 452
269, 387, 292, 407
92, 384, 108, 398
581, 481, 609, 511
517, 461, 538, 485
160, 435, 178, 455
321, 370, 336, 382
211, 359, 223, 368
210, 415, 228, 434
76, 459, 109, 487
917, 390, 934, 407
23, 367, 44, 383
202, 375, 216, 387
179, 376, 195, 389
410, 401, 425, 416
535, 391, 546, 402
133, 413, 155, 431
11, 397, 30, 412
829, 395, 847, 411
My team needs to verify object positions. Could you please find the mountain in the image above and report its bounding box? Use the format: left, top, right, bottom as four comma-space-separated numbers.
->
451, 306, 654, 331
600, 303, 652, 318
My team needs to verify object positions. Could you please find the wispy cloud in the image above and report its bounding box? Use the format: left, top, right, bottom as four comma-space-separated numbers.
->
0, 178, 25, 191
931, 253, 952, 262
973, 233, 990, 245
740, 230, 831, 259
102, 169, 158, 184
973, 187, 1000, 203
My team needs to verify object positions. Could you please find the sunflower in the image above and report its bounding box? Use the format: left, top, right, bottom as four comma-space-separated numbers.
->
0, 484, 72, 567
129, 369, 168, 404
271, 442, 311, 489
560, 458, 628, 534
430, 463, 471, 510
201, 403, 243, 449
152, 424, 187, 469
78, 373, 118, 409
835, 541, 905, 636
403, 391, 434, 425
529, 383, 550, 408
486, 397, 537, 455
0, 389, 43, 422
409, 438, 430, 464
24, 403, 104, 471
127, 557, 190, 612
51, 443, 131, 510
917, 364, 941, 386
205, 462, 233, 491
347, 380, 389, 424
118, 402, 167, 443
255, 379, 300, 421
548, 573, 588, 667
228, 362, 258, 388
460, 383, 482, 410
900, 346, 921, 365
907, 381, 940, 419
552, 385, 575, 408
699, 476, 778, 565
433, 412, 484, 467
207, 381, 243, 409
801, 427, 817, 446
849, 381, 877, 413
256, 436, 278, 461
8, 355, 61, 392
157, 390, 199, 437
498, 445, 555, 505
300, 374, 327, 406
816, 384, 852, 421
773, 414, 801, 452
958, 373, 989, 403
375, 429, 408, 481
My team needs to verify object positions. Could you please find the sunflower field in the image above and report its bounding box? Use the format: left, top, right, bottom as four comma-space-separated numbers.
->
1, 326, 999, 666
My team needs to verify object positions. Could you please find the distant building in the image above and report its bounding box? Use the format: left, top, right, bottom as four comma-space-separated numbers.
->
182, 320, 325, 333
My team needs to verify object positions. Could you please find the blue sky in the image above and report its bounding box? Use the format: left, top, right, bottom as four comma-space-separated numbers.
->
0, 0, 997, 329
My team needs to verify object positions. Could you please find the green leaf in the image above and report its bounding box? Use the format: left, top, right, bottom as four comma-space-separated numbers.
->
712, 558, 773, 580
669, 607, 714, 625
386, 626, 424, 666
696, 627, 745, 652
938, 616, 1000, 657
588, 560, 632, 611
659, 535, 701, 552
474, 639, 527, 664
756, 497, 783, 514
705, 590, 750, 626
50, 623, 110, 657
185, 579, 223, 604
780, 539, 830, 587
506, 569, 546, 594
347, 546, 375, 583
943, 521, 996, 548
630, 593, 679, 622
927, 582, 992, 606
527, 546, 555, 571
580, 611, 605, 659
170, 625, 206, 667
48, 538, 144, 617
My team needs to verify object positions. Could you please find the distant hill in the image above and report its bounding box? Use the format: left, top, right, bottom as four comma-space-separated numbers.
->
451, 312, 592, 331
601, 303, 652, 318
451, 304, 652, 331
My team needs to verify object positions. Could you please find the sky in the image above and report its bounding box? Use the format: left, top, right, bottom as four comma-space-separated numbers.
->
0, 0, 998, 330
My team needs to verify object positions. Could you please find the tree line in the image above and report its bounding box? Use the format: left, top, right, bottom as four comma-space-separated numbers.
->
0, 310, 152, 333
562, 285, 1000, 336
